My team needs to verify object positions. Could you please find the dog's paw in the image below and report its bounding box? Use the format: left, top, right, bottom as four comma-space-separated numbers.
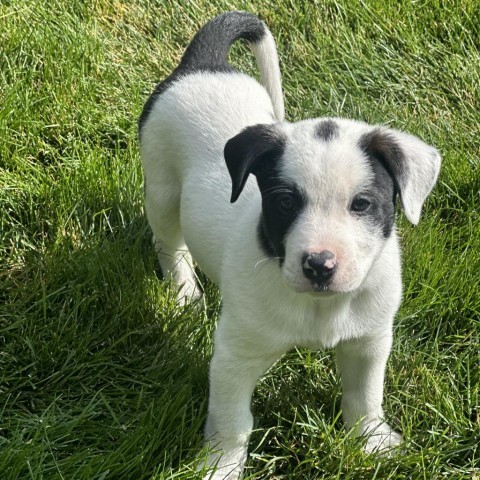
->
197, 445, 247, 480
176, 282, 203, 307
362, 422, 402, 455
201, 462, 243, 480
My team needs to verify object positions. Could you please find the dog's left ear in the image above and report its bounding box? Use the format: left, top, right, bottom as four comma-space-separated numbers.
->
224, 124, 286, 203
360, 128, 441, 225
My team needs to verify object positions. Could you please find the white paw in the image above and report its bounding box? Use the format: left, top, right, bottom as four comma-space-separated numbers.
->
363, 422, 402, 455
198, 445, 247, 480
176, 281, 203, 306
201, 462, 243, 480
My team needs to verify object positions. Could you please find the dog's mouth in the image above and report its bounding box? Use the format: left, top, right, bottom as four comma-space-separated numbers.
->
282, 273, 356, 298
308, 284, 346, 298
307, 288, 342, 299
284, 277, 341, 296
311, 281, 331, 292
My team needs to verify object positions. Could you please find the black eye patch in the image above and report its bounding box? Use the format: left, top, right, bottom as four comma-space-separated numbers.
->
351, 160, 397, 238
257, 179, 305, 261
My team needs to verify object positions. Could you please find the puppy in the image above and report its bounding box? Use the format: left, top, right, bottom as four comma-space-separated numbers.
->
139, 11, 441, 480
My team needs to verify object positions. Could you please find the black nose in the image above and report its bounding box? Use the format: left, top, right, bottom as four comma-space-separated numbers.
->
302, 250, 338, 284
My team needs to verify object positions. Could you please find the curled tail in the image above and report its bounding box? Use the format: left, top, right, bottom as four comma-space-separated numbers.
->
139, 11, 284, 130
179, 11, 284, 121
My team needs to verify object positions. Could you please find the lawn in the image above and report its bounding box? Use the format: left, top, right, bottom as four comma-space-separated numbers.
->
0, 0, 478, 479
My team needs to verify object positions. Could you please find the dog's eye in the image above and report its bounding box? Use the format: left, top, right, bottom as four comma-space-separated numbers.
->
350, 197, 371, 213
277, 193, 297, 214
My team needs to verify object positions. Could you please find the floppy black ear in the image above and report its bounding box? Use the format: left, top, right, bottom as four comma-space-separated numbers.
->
359, 128, 441, 224
224, 124, 286, 203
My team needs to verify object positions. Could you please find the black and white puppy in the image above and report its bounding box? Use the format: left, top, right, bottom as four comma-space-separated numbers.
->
139, 12, 441, 480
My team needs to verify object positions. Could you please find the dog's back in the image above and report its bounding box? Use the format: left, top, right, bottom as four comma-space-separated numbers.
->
139, 11, 284, 294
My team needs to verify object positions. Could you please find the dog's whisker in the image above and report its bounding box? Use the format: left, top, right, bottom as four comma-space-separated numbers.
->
254, 256, 282, 269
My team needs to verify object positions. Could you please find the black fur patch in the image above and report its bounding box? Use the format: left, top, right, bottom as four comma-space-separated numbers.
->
250, 137, 305, 260
257, 219, 276, 258
223, 124, 305, 261
358, 129, 407, 196
224, 124, 286, 203
256, 178, 305, 261
315, 119, 339, 142
360, 159, 397, 237
139, 12, 266, 132
358, 130, 403, 237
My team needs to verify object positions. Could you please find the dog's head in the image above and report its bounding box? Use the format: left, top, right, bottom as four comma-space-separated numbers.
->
224, 118, 441, 295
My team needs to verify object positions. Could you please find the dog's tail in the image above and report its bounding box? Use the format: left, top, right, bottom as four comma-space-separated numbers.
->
179, 11, 285, 122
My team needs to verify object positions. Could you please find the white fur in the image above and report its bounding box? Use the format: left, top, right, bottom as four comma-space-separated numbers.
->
140, 31, 440, 480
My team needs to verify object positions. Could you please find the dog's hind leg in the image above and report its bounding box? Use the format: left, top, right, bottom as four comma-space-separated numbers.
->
145, 176, 201, 305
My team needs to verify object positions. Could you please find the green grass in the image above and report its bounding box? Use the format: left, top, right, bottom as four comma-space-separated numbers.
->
1, 0, 478, 478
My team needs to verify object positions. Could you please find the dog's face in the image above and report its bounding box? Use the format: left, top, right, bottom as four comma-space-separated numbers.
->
225, 118, 440, 295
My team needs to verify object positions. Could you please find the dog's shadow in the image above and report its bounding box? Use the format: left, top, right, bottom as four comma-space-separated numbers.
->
3, 201, 216, 478
87, 214, 216, 474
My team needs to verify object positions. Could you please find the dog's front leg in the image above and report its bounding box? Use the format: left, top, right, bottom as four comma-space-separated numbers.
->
335, 334, 402, 454
201, 318, 280, 480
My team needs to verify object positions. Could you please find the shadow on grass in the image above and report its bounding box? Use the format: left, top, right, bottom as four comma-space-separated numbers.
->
0, 209, 213, 479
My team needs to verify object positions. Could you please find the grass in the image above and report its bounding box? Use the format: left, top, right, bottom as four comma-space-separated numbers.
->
0, 0, 478, 478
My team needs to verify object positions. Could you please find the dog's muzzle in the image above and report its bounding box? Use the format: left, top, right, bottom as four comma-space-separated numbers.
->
302, 250, 338, 290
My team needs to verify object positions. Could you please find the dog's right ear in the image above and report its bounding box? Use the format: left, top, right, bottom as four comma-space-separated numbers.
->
224, 124, 286, 203
359, 127, 441, 225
